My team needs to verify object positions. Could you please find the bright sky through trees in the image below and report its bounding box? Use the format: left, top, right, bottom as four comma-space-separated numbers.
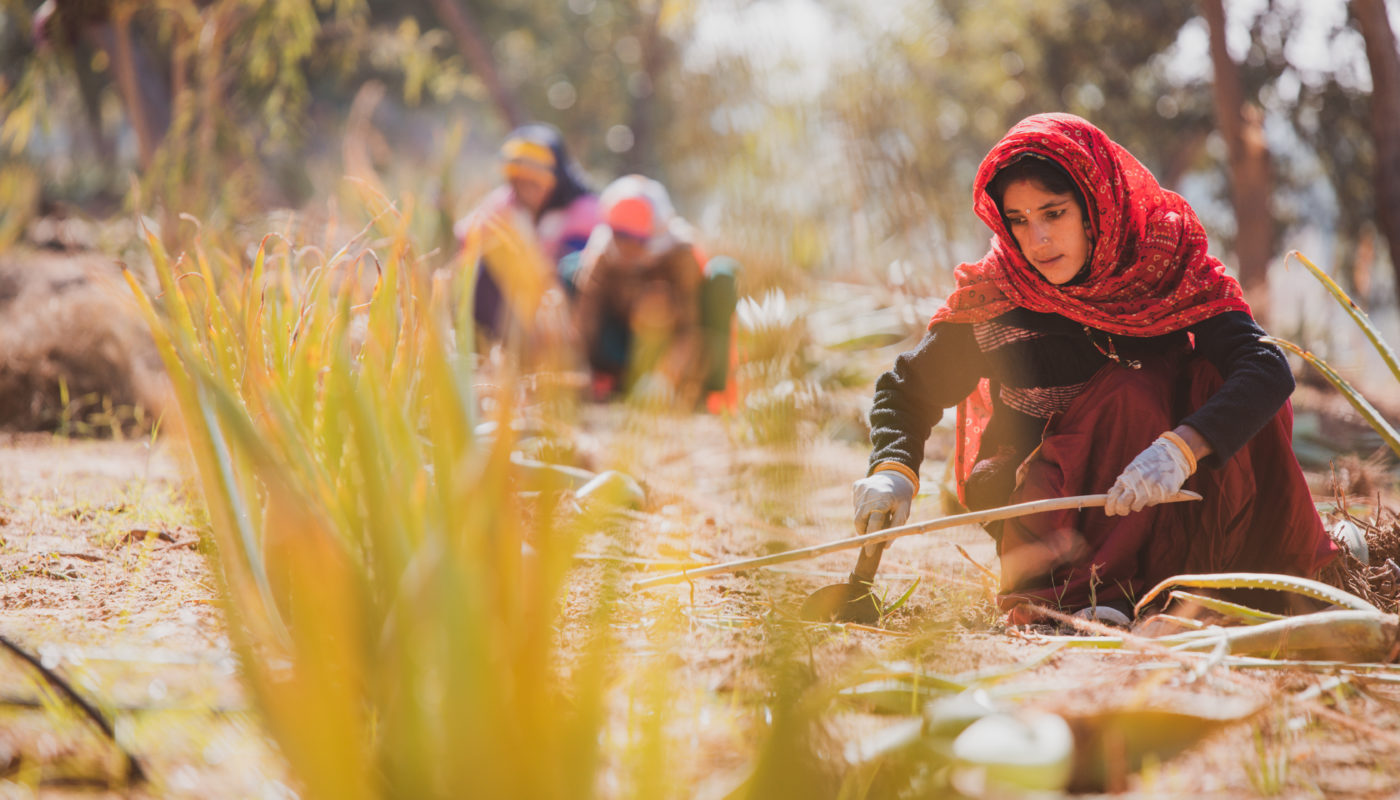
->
688, 0, 1397, 98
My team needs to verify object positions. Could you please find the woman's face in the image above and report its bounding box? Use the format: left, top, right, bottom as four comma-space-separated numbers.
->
509, 173, 556, 214
1000, 179, 1092, 285
610, 230, 650, 268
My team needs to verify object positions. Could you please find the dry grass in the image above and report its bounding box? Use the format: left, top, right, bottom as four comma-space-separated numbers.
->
1319, 506, 1400, 615
0, 433, 288, 797
0, 250, 165, 435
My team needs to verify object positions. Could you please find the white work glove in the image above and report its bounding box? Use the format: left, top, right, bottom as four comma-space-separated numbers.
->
853, 470, 915, 555
1105, 436, 1193, 517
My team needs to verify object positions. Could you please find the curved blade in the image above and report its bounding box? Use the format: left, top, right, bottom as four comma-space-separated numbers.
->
798, 581, 882, 624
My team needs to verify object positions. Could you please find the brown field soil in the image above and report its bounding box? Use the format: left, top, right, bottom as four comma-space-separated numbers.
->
0, 433, 289, 798
2, 391, 1399, 798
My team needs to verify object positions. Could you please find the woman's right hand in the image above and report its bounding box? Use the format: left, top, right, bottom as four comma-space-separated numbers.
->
1105, 434, 1193, 516
852, 470, 915, 535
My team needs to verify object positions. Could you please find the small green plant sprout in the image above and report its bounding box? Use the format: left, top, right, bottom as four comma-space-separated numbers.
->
1088, 561, 1102, 610
1244, 721, 1290, 796
877, 577, 922, 624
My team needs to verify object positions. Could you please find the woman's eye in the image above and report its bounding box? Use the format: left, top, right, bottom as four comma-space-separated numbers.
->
1007, 218, 1026, 227
1047, 210, 1063, 220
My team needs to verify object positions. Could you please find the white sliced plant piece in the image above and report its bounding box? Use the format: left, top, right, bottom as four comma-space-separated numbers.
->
922, 689, 1004, 737
574, 469, 645, 509
1331, 519, 1370, 565
950, 710, 1073, 794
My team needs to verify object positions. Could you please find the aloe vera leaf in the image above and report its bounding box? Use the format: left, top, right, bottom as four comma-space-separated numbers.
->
1166, 609, 1397, 662
956, 643, 1067, 686
1288, 250, 1400, 381
849, 665, 968, 693
1031, 636, 1127, 648
837, 679, 960, 715
1165, 590, 1286, 624
1135, 572, 1378, 615
1262, 336, 1400, 457
951, 711, 1074, 793
1063, 706, 1254, 792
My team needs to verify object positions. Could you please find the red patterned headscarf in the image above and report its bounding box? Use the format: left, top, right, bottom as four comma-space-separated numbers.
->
929, 113, 1251, 336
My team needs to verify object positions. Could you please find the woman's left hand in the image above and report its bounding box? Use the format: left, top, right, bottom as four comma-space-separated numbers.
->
1105, 435, 1194, 516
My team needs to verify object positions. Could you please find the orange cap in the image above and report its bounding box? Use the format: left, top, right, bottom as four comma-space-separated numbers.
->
606, 195, 653, 239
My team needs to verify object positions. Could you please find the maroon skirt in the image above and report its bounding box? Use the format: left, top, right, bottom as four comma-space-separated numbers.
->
996, 351, 1336, 616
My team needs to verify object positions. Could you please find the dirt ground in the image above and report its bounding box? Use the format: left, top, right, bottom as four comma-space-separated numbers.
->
0, 433, 289, 798
602, 402, 1400, 799
1, 390, 1400, 797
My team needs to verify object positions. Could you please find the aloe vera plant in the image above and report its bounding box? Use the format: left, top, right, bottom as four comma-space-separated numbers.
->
124, 206, 631, 799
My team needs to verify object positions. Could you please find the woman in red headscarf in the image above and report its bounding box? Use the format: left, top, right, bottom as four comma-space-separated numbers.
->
853, 113, 1336, 623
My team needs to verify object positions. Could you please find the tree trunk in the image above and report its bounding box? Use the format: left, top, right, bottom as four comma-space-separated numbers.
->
1201, 0, 1274, 318
425, 0, 526, 130
622, 3, 667, 175
1352, 0, 1400, 293
98, 8, 160, 170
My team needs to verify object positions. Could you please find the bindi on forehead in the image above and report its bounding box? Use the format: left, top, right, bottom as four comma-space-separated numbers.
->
1012, 199, 1071, 215
1013, 204, 1064, 217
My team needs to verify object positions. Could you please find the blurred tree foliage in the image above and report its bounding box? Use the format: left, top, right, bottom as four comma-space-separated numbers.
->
0, 0, 1392, 289
377, 0, 687, 176
660, 0, 1222, 296
669, 0, 1394, 299
0, 0, 686, 246
820, 0, 1209, 295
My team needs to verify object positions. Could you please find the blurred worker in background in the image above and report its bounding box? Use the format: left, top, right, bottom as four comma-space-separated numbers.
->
455, 123, 599, 354
561, 175, 738, 411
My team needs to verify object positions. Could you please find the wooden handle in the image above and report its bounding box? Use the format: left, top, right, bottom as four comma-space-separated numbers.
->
631, 491, 1202, 591
849, 513, 889, 584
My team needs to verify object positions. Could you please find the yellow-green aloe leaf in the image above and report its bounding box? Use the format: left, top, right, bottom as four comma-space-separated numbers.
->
177, 348, 293, 641
1032, 636, 1127, 649
245, 235, 273, 336
1135, 572, 1378, 616
124, 264, 280, 643
1165, 590, 1285, 624
187, 256, 242, 382
1262, 336, 1400, 458
1288, 250, 1400, 381
957, 644, 1068, 686
849, 663, 968, 693
837, 679, 960, 715
1165, 609, 1396, 662
421, 296, 473, 517
341, 352, 413, 575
